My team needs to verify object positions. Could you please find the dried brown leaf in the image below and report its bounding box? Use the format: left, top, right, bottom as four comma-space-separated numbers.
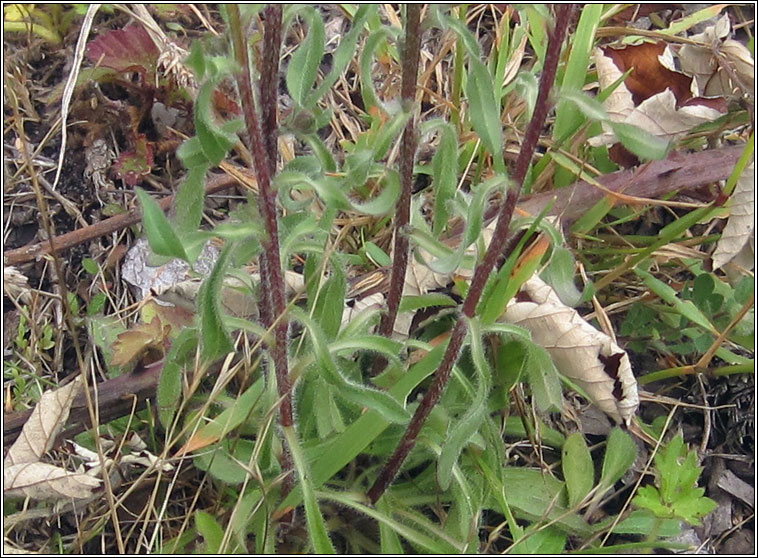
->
503, 275, 639, 425
677, 14, 754, 97
3, 462, 100, 501
4, 377, 83, 466
712, 160, 755, 271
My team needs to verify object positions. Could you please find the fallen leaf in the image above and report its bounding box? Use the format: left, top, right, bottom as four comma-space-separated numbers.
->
712, 160, 755, 271
113, 134, 154, 187
5, 377, 84, 465
503, 275, 639, 425
591, 40, 727, 158
3, 462, 100, 501
111, 316, 169, 367
676, 14, 754, 98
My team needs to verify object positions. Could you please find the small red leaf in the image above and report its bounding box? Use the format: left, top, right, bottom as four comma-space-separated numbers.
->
86, 25, 159, 76
113, 135, 154, 186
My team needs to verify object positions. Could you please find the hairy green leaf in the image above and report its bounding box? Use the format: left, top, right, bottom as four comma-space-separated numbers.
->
562, 432, 594, 508
136, 188, 188, 261
197, 244, 234, 361
286, 7, 325, 106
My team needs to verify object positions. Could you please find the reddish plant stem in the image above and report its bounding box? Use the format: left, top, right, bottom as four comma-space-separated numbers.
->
260, 4, 283, 173
374, 4, 422, 374
367, 4, 574, 504
257, 5, 283, 333
228, 7, 293, 432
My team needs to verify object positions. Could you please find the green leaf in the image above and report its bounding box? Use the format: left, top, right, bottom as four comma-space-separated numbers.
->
429, 121, 459, 234
370, 107, 412, 160
359, 27, 398, 111
349, 168, 401, 216
195, 510, 224, 554
187, 379, 266, 451
136, 188, 188, 261
330, 336, 404, 363
291, 307, 410, 424
598, 427, 638, 493
466, 57, 505, 173
497, 466, 593, 536
432, 7, 481, 58
177, 136, 210, 169
495, 338, 529, 392
633, 485, 670, 517
306, 5, 375, 108
86, 292, 107, 316
363, 241, 392, 267
172, 164, 207, 236
338, 382, 410, 424
562, 432, 595, 508
157, 328, 198, 428
479, 204, 553, 323
311, 265, 346, 341
425, 176, 506, 275
525, 341, 563, 414
610, 121, 671, 161
286, 7, 326, 106
613, 509, 683, 537
282, 426, 336, 553
541, 245, 582, 308
185, 39, 206, 81
636, 268, 718, 335
194, 438, 255, 484
558, 88, 609, 124
438, 317, 490, 490
194, 80, 238, 165
82, 258, 99, 275
398, 293, 457, 313
553, 3, 604, 142
197, 244, 234, 361
510, 526, 566, 554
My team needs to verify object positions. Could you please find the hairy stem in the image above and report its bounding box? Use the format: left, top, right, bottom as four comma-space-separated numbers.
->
374, 4, 422, 373
257, 5, 283, 332
368, 4, 574, 504
228, 7, 295, 502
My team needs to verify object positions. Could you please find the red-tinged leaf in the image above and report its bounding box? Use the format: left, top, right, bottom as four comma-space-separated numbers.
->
86, 25, 159, 76
114, 135, 154, 186
111, 317, 169, 367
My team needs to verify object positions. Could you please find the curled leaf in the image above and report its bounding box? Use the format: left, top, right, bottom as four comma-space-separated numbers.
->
712, 160, 754, 271
4, 462, 101, 501
5, 376, 84, 465
503, 275, 639, 425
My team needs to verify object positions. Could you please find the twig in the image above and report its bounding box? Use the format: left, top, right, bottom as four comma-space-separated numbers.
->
4, 173, 243, 266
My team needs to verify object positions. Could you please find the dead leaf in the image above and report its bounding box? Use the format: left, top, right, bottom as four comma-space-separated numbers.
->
602, 41, 693, 105
4, 377, 84, 465
111, 316, 169, 367
591, 42, 726, 152
712, 160, 755, 271
3, 462, 100, 501
677, 14, 754, 97
503, 275, 639, 425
